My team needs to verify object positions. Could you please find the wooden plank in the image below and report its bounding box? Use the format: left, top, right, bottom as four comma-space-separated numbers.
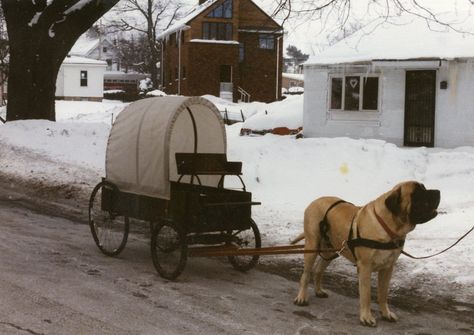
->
188, 244, 339, 257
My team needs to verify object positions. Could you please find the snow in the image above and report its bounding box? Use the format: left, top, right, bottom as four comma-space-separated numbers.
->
190, 39, 239, 45
146, 89, 167, 97
0, 97, 473, 302
64, 0, 94, 16
70, 35, 99, 56
241, 95, 303, 130
63, 55, 107, 65
306, 16, 474, 65
156, 0, 219, 40
283, 73, 304, 81
28, 12, 42, 27
288, 86, 304, 94
104, 89, 125, 94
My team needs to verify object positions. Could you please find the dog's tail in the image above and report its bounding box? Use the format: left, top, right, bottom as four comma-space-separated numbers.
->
290, 232, 305, 245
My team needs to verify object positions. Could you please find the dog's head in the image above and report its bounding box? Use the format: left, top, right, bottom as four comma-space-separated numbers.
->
385, 181, 440, 225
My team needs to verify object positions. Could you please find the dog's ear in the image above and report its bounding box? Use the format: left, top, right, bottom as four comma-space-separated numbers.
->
385, 187, 401, 215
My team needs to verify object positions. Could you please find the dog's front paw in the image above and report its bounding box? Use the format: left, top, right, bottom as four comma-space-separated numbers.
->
360, 314, 377, 327
315, 290, 329, 298
382, 310, 398, 322
293, 294, 309, 306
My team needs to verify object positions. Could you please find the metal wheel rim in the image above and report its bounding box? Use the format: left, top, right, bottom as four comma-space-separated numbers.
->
89, 182, 128, 256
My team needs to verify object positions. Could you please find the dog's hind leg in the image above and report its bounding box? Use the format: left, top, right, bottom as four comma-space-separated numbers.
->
313, 257, 332, 298
294, 240, 318, 306
294, 201, 325, 306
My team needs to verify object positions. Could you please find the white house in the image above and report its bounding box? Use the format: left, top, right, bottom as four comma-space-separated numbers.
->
56, 56, 107, 101
303, 17, 474, 148
70, 35, 120, 71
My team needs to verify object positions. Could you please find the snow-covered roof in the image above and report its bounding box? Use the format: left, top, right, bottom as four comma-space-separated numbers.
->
306, 17, 474, 66
62, 56, 107, 66
104, 71, 149, 80
70, 35, 100, 56
157, 0, 219, 40
283, 73, 304, 81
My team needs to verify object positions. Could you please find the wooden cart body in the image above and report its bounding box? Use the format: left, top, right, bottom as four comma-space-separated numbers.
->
100, 153, 255, 234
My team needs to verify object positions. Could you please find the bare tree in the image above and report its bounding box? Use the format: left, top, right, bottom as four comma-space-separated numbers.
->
271, 0, 474, 36
1, 0, 120, 121
107, 0, 183, 87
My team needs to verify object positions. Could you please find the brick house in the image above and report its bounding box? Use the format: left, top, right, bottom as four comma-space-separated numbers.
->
158, 0, 283, 103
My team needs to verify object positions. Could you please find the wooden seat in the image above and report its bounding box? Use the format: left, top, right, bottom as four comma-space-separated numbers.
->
175, 153, 242, 176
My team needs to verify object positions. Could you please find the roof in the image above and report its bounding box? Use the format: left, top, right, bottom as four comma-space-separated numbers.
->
283, 73, 304, 81
104, 71, 149, 80
157, 0, 282, 40
157, 0, 219, 40
306, 17, 474, 66
62, 55, 107, 66
70, 35, 100, 56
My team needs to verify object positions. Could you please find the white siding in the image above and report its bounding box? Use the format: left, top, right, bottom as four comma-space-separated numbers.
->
303, 60, 474, 148
56, 64, 105, 99
435, 62, 474, 147
56, 67, 65, 97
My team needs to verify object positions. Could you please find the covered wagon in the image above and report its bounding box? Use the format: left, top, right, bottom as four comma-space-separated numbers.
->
88, 96, 261, 279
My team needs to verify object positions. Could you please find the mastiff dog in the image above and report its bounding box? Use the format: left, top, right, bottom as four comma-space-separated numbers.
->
292, 181, 440, 326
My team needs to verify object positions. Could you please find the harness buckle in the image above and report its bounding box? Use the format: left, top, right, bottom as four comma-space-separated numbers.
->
337, 240, 347, 256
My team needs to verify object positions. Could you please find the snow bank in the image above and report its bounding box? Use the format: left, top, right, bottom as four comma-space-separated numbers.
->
240, 95, 303, 131
0, 100, 125, 184
146, 89, 167, 97
202, 94, 303, 131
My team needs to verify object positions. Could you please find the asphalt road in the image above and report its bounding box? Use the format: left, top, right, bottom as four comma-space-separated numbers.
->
0, 177, 473, 334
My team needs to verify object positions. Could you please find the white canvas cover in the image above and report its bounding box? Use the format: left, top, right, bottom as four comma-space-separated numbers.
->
106, 96, 226, 200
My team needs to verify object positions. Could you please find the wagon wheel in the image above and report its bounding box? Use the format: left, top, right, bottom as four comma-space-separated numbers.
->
89, 181, 129, 256
227, 219, 261, 272
151, 220, 187, 280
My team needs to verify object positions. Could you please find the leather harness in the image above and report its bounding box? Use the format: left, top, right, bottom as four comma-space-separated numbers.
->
319, 201, 405, 261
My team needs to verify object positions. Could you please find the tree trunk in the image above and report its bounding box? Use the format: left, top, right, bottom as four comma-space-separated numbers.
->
1, 0, 119, 121
7, 32, 64, 121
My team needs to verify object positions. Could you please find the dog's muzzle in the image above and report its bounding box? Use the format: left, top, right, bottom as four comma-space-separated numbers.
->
410, 189, 441, 224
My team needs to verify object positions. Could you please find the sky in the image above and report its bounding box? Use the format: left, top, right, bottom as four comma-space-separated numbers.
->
105, 0, 474, 56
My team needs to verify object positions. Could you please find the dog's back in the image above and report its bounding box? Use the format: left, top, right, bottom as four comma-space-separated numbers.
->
295, 197, 359, 250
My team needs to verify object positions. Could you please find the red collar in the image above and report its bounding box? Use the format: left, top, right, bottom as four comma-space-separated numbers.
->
373, 208, 402, 240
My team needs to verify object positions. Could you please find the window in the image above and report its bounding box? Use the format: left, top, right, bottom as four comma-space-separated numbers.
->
259, 34, 274, 49
202, 22, 232, 40
102, 46, 108, 53
362, 77, 379, 110
80, 70, 88, 87
206, 0, 232, 18
330, 76, 379, 111
239, 43, 245, 62
220, 65, 232, 82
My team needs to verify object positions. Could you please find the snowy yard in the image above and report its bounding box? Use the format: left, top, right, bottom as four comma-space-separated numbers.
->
0, 97, 473, 305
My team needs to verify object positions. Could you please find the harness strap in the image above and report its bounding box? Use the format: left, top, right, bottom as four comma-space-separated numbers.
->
347, 209, 405, 261
347, 238, 405, 250
319, 200, 347, 260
